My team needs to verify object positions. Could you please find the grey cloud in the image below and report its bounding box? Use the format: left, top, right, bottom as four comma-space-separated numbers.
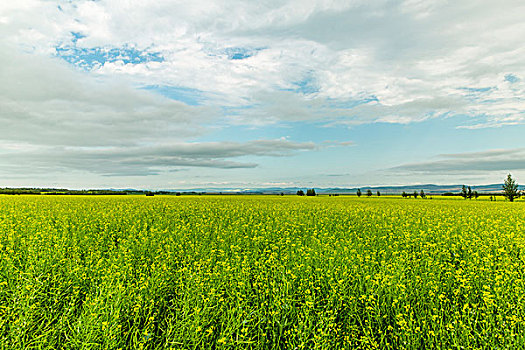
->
438, 149, 524, 159
0, 139, 316, 176
0, 43, 214, 147
392, 148, 525, 173
323, 140, 355, 146
0, 31, 319, 182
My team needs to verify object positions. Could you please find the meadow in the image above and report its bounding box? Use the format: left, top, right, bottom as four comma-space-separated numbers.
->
0, 195, 524, 349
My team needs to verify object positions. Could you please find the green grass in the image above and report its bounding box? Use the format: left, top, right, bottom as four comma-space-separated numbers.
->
0, 195, 524, 349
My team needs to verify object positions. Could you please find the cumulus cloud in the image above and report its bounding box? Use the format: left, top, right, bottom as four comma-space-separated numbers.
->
2, 0, 525, 187
3, 0, 525, 128
0, 32, 316, 178
0, 41, 216, 147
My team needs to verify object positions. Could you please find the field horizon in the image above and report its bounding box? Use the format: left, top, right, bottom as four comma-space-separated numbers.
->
1, 181, 523, 196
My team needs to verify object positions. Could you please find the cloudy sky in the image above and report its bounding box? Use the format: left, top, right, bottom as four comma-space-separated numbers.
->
1, 0, 524, 189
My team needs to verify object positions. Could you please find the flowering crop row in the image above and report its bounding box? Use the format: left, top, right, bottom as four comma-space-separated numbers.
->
0, 195, 524, 349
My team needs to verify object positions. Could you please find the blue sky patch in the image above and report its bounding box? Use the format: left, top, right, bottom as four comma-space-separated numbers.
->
219, 47, 265, 60
459, 86, 493, 93
55, 45, 164, 70
292, 75, 319, 95
505, 74, 520, 84
280, 72, 320, 95
458, 86, 494, 102
70, 32, 86, 43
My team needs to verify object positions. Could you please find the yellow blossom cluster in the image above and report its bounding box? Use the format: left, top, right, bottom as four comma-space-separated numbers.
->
0, 195, 524, 349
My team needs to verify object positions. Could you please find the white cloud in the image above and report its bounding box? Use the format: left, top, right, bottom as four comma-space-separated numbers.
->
0, 41, 216, 147
0, 35, 316, 179
2, 0, 525, 187
4, 0, 523, 127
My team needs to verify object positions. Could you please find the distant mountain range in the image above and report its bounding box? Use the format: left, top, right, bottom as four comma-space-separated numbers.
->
149, 183, 522, 195
3, 184, 521, 195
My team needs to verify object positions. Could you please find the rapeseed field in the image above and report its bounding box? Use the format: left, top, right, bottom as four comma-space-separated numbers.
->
0, 195, 524, 349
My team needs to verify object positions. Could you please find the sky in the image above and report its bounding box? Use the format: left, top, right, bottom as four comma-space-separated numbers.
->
1, 0, 525, 190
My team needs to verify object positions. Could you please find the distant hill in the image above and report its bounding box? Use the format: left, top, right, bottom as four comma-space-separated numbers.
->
155, 183, 522, 195
2, 184, 521, 195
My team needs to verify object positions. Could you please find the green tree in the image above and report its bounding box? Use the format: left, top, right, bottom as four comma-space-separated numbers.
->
296, 190, 305, 196
367, 189, 372, 197
377, 191, 381, 197
503, 173, 519, 202
402, 191, 407, 198
467, 186, 473, 199
420, 190, 426, 199
356, 189, 362, 197
474, 191, 479, 199
461, 185, 467, 199
306, 188, 316, 196
413, 190, 418, 199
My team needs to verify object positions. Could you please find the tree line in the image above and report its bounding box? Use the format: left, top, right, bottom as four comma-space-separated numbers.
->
455, 174, 520, 202
303, 174, 521, 201
296, 189, 316, 196
0, 188, 129, 195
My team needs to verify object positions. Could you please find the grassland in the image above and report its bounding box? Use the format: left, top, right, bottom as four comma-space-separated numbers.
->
0, 195, 524, 349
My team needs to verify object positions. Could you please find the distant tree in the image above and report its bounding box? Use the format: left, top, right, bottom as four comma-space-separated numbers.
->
413, 190, 418, 199
297, 190, 305, 196
377, 191, 381, 197
280, 192, 284, 196
420, 190, 426, 199
461, 185, 468, 199
489, 195, 493, 201
367, 189, 372, 197
402, 191, 407, 198
356, 189, 362, 197
474, 191, 479, 199
503, 173, 519, 202
467, 186, 473, 199
306, 188, 316, 196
